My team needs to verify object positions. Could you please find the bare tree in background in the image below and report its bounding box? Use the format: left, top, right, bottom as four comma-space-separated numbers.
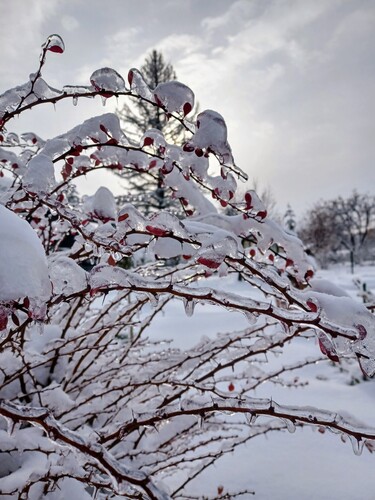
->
300, 192, 375, 272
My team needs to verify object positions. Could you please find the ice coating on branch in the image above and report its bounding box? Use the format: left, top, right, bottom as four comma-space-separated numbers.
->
180, 150, 209, 179
146, 212, 190, 239
41, 113, 126, 158
0, 147, 27, 174
186, 110, 234, 166
211, 173, 237, 205
62, 84, 93, 97
84, 186, 116, 220
0, 78, 62, 119
198, 211, 313, 281
152, 237, 183, 258
21, 132, 45, 148
164, 168, 217, 215
23, 153, 56, 195
32, 77, 62, 100
117, 204, 148, 236
0, 205, 51, 303
42, 34, 65, 54
196, 236, 238, 269
154, 81, 195, 116
141, 128, 166, 149
90, 68, 126, 94
49, 256, 88, 295
0, 83, 36, 117
128, 68, 154, 101
303, 289, 375, 376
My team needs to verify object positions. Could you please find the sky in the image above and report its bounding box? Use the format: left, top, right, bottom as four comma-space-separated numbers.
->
0, 0, 374, 218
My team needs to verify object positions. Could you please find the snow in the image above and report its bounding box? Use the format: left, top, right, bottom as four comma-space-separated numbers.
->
0, 205, 51, 303
22, 153, 56, 195
154, 80, 195, 115
145, 265, 375, 499
83, 186, 116, 220
48, 255, 87, 295
90, 67, 126, 94
186, 109, 235, 167
0, 37, 374, 499
128, 68, 154, 101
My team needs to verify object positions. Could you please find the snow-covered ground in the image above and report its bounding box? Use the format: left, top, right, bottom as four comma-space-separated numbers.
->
148, 264, 375, 499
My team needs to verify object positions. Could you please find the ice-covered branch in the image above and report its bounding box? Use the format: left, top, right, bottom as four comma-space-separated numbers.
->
0, 401, 170, 500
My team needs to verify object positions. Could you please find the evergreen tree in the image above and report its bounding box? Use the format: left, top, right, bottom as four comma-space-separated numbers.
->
118, 50, 186, 143
284, 203, 296, 233
116, 50, 190, 214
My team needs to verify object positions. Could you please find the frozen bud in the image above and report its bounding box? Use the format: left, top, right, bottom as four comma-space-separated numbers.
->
42, 34, 65, 54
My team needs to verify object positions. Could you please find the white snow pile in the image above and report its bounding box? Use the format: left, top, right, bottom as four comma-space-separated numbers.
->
154, 81, 195, 116
83, 186, 116, 220
48, 256, 87, 296
22, 153, 56, 195
0, 205, 51, 303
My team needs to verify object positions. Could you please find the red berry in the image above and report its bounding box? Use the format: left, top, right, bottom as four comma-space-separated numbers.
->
146, 225, 167, 237
143, 136, 154, 147
48, 45, 64, 54
183, 102, 192, 116
197, 257, 221, 269
307, 300, 318, 312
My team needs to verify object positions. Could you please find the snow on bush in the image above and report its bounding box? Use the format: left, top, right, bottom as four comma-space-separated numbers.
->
0, 35, 374, 499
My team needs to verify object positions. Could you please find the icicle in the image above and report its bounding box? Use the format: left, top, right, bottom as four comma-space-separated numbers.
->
6, 418, 20, 436
34, 321, 44, 336
147, 293, 159, 308
100, 95, 107, 106
72, 96, 78, 106
183, 297, 195, 317
244, 311, 257, 324
283, 418, 296, 433
349, 435, 365, 456
113, 252, 122, 262
246, 412, 258, 425
197, 415, 204, 429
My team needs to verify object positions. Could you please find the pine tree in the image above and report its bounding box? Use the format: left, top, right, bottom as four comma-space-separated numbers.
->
284, 204, 296, 233
116, 51, 190, 215
118, 50, 186, 143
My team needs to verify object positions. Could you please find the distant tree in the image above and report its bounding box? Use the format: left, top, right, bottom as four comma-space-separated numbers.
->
300, 192, 375, 272
118, 50, 186, 143
116, 50, 194, 215
284, 204, 296, 233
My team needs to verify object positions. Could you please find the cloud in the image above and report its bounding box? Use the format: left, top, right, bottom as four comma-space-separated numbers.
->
0, 0, 59, 88
0, 0, 373, 215
145, 0, 375, 214
61, 14, 79, 32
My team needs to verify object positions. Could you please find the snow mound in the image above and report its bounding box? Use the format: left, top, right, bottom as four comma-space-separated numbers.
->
0, 205, 51, 303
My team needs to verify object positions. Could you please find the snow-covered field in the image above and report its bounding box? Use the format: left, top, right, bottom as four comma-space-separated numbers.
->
148, 265, 375, 499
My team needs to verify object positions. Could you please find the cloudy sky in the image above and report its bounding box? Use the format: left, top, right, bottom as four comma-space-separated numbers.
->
0, 0, 374, 218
